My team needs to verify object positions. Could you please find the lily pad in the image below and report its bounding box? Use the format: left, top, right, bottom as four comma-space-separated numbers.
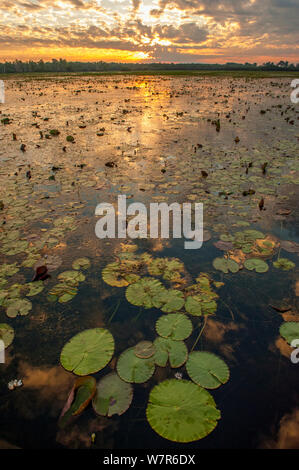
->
125, 277, 166, 309
0, 323, 14, 347
244, 258, 269, 273
155, 289, 185, 313
213, 257, 240, 274
280, 322, 299, 345
273, 258, 295, 271
58, 270, 85, 286
60, 328, 115, 376
156, 314, 192, 341
134, 341, 156, 359
26, 281, 44, 296
72, 257, 91, 271
186, 351, 230, 389
146, 379, 221, 443
59, 376, 96, 428
116, 347, 155, 383
6, 298, 32, 318
153, 337, 188, 368
93, 372, 133, 417
102, 262, 140, 288
147, 258, 184, 282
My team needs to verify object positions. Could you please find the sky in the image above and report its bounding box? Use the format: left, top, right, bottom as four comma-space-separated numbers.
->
0, 0, 299, 63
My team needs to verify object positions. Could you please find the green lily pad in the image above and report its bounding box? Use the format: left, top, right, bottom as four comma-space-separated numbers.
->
116, 347, 155, 383
102, 262, 140, 287
146, 379, 221, 443
153, 337, 188, 368
125, 277, 166, 309
279, 322, 299, 345
6, 298, 32, 318
186, 351, 230, 389
48, 283, 78, 303
0, 263, 19, 277
273, 258, 295, 271
72, 257, 91, 271
244, 258, 269, 273
60, 328, 115, 376
134, 341, 156, 359
26, 281, 44, 296
58, 270, 85, 286
155, 289, 185, 313
147, 258, 184, 282
93, 372, 133, 417
0, 323, 14, 347
156, 314, 192, 341
59, 376, 96, 429
213, 257, 240, 274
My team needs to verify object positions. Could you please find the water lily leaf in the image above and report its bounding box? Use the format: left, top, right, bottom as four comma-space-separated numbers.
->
213, 257, 240, 274
153, 337, 188, 368
116, 347, 155, 383
273, 258, 295, 271
0, 323, 14, 347
26, 281, 44, 296
1, 240, 28, 256
280, 322, 299, 345
60, 328, 115, 376
58, 270, 85, 286
244, 258, 269, 273
280, 240, 299, 254
146, 379, 221, 443
185, 296, 202, 316
147, 258, 184, 282
156, 314, 192, 341
102, 262, 140, 287
125, 277, 166, 309
186, 351, 230, 389
59, 376, 96, 429
0, 263, 19, 277
6, 298, 32, 318
134, 341, 155, 359
72, 257, 91, 271
48, 283, 78, 303
155, 289, 185, 313
92, 372, 133, 417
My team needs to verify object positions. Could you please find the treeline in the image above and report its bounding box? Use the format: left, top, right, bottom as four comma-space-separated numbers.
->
0, 59, 298, 74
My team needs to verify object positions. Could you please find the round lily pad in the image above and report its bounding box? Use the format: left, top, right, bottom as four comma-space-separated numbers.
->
134, 341, 156, 359
153, 337, 188, 368
213, 257, 240, 274
155, 289, 185, 313
156, 314, 192, 341
125, 277, 166, 309
244, 258, 269, 273
273, 258, 295, 271
186, 351, 230, 389
117, 347, 155, 383
0, 323, 14, 347
146, 379, 221, 443
93, 372, 133, 417
279, 322, 299, 345
72, 257, 91, 271
6, 298, 32, 318
58, 270, 85, 286
102, 262, 140, 288
26, 281, 44, 296
60, 328, 115, 376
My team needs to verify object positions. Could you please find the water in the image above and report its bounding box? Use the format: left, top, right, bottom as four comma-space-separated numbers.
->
0, 75, 298, 449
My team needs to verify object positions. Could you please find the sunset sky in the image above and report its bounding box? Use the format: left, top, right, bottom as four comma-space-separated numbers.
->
1, 0, 299, 63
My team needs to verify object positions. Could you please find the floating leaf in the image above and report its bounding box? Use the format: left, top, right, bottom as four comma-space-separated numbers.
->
59, 376, 96, 428
273, 258, 295, 271
116, 347, 155, 383
156, 314, 192, 341
72, 257, 91, 271
147, 258, 184, 282
244, 258, 269, 273
58, 270, 85, 286
102, 262, 140, 287
6, 298, 32, 318
153, 337, 187, 368
186, 351, 230, 389
125, 277, 166, 309
280, 240, 299, 254
0, 323, 14, 347
60, 328, 115, 376
93, 372, 133, 417
280, 322, 299, 345
213, 257, 240, 274
146, 379, 221, 443
26, 281, 44, 296
134, 341, 156, 359
155, 289, 185, 313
